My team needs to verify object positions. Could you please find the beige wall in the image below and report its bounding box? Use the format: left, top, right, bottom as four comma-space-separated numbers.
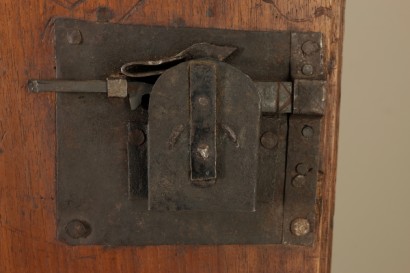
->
332, 1, 410, 273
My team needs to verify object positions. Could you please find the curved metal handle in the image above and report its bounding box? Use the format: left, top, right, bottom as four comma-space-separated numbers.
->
120, 43, 237, 78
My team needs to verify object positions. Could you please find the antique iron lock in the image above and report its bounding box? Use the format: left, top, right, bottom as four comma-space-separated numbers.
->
29, 18, 326, 246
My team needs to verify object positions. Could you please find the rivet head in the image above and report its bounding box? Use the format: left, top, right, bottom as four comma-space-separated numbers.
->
67, 29, 83, 45
302, 41, 320, 55
129, 128, 146, 146
301, 64, 314, 76
301, 125, 314, 138
197, 95, 210, 107
65, 220, 91, 239
296, 163, 309, 175
260, 132, 278, 149
292, 175, 306, 187
290, 218, 310, 236
197, 143, 210, 159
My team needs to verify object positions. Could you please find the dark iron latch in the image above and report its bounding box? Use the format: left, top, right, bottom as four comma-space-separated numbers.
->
28, 18, 326, 246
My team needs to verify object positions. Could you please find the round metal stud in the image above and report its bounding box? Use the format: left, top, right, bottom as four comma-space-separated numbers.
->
296, 163, 309, 175
290, 218, 310, 237
66, 29, 83, 45
301, 40, 320, 55
65, 220, 91, 239
301, 64, 314, 76
301, 125, 314, 138
129, 128, 146, 146
260, 131, 278, 149
292, 175, 307, 188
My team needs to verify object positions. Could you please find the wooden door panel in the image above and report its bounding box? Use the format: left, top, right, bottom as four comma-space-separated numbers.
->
0, 1, 345, 272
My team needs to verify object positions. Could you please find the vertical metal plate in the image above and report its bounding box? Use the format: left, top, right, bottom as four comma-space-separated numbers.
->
291, 32, 325, 80
282, 116, 322, 245
189, 62, 217, 182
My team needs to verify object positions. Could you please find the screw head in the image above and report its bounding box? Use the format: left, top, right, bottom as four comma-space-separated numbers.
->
67, 29, 83, 45
65, 220, 91, 239
296, 163, 309, 175
290, 218, 310, 236
129, 128, 146, 146
301, 125, 314, 138
301, 64, 314, 76
292, 175, 306, 187
260, 132, 278, 149
302, 41, 320, 56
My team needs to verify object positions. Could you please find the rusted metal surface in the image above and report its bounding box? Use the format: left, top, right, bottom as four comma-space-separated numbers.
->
281, 33, 326, 246
121, 43, 237, 78
293, 79, 326, 115
148, 60, 259, 211
290, 218, 311, 237
291, 32, 325, 80
255, 82, 292, 114
189, 61, 218, 183
257, 115, 287, 210
128, 121, 148, 197
282, 116, 322, 246
54, 19, 290, 81
107, 75, 128, 98
33, 19, 328, 246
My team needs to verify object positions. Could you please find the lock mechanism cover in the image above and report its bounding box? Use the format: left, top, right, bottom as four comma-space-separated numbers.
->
35, 19, 326, 246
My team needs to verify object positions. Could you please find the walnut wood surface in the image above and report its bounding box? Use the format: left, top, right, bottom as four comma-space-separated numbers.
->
0, 1, 345, 272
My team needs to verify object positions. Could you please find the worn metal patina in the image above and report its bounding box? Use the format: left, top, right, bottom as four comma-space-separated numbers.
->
28, 18, 326, 246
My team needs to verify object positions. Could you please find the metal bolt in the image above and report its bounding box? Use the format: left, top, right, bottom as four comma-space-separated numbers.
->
292, 175, 306, 187
67, 29, 83, 45
65, 220, 91, 239
260, 131, 278, 149
301, 64, 314, 76
301, 125, 314, 138
129, 128, 146, 146
302, 40, 320, 56
290, 218, 310, 236
296, 163, 309, 175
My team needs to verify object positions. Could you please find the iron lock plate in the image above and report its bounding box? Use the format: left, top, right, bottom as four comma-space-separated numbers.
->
38, 19, 326, 246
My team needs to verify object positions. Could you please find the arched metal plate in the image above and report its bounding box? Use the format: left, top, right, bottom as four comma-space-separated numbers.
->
148, 60, 260, 211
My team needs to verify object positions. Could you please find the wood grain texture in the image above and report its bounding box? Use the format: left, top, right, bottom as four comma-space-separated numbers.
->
0, 0, 345, 272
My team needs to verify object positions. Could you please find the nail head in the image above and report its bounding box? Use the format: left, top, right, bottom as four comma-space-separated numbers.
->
130, 129, 146, 146
290, 218, 310, 236
67, 29, 83, 45
260, 131, 278, 149
302, 40, 320, 56
301, 64, 314, 76
302, 126, 314, 138
292, 175, 306, 188
65, 220, 91, 239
